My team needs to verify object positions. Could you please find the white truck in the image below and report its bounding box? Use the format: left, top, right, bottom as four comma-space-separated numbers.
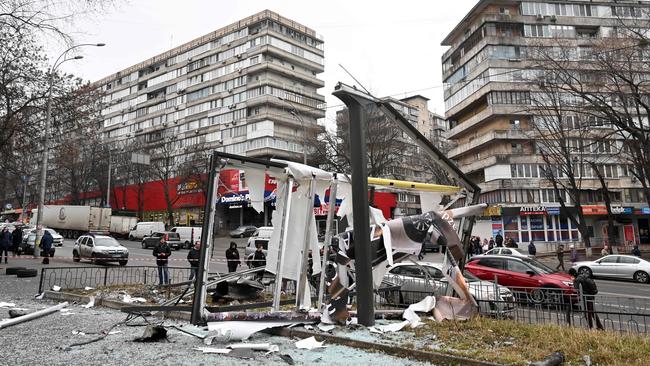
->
110, 216, 139, 239
30, 205, 111, 239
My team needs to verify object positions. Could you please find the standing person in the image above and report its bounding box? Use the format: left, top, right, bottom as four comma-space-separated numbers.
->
187, 241, 201, 281
601, 245, 609, 257
632, 244, 641, 257
0, 228, 10, 263
40, 230, 53, 265
570, 244, 578, 263
488, 237, 495, 250
252, 243, 266, 268
482, 238, 489, 253
11, 226, 22, 256
528, 241, 537, 257
495, 233, 504, 247
225, 241, 241, 273
574, 272, 604, 330
555, 244, 565, 272
153, 237, 172, 285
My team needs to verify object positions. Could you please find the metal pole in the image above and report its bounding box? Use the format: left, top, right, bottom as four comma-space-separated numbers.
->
296, 174, 316, 309
332, 89, 374, 326
318, 175, 338, 308
191, 154, 219, 325
20, 175, 28, 223
106, 149, 112, 207
273, 177, 294, 311
35, 70, 55, 258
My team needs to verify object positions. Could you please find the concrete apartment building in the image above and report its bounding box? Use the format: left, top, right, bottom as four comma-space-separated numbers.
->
93, 10, 325, 225
442, 0, 650, 245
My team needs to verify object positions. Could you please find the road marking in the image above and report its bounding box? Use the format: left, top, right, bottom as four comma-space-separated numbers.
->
599, 292, 650, 299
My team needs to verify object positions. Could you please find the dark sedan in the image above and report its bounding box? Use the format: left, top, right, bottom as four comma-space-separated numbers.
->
141, 232, 183, 250
229, 225, 257, 238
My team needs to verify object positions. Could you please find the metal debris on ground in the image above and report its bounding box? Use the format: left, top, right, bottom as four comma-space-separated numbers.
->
279, 354, 295, 365
0, 302, 69, 330
295, 336, 327, 350
82, 296, 95, 309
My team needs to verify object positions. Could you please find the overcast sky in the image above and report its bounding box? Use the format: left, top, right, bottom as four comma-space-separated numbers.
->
54, 0, 477, 121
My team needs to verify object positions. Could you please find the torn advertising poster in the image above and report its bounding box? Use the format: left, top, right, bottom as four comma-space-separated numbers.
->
205, 321, 294, 343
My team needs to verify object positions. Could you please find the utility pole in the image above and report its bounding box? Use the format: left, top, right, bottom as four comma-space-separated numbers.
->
106, 149, 112, 208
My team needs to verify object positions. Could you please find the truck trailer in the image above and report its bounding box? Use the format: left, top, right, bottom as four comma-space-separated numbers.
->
30, 205, 111, 239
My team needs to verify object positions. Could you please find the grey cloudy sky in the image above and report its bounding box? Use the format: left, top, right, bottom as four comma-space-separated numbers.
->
55, 0, 477, 120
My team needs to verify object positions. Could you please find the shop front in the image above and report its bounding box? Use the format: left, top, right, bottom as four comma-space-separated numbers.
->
498, 206, 581, 244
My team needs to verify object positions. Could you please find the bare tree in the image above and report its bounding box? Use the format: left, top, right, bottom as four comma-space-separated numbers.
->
150, 135, 185, 226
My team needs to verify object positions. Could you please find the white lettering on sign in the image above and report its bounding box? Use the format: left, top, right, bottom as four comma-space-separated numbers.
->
220, 193, 250, 203
520, 206, 547, 215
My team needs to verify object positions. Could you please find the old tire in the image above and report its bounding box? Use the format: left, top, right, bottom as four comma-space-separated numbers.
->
6, 267, 26, 275
119, 260, 128, 266
16, 269, 38, 278
578, 267, 592, 278
634, 271, 649, 284
72, 251, 80, 262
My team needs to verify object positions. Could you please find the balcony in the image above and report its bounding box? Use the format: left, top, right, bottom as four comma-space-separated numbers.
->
460, 154, 512, 173
447, 105, 530, 138
448, 129, 530, 159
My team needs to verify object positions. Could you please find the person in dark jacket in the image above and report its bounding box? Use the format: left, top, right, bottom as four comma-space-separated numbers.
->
225, 242, 240, 273
153, 238, 172, 285
11, 226, 22, 256
574, 273, 604, 330
0, 228, 11, 263
187, 241, 201, 281
495, 233, 504, 247
555, 244, 565, 272
632, 244, 641, 257
528, 241, 537, 256
488, 237, 495, 250
252, 243, 266, 268
40, 230, 53, 264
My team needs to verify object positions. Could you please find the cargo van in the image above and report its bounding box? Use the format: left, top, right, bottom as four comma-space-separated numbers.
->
170, 226, 202, 249
129, 222, 165, 241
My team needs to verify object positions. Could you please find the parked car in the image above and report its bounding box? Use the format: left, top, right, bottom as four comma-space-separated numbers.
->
22, 228, 64, 247
230, 225, 258, 238
481, 247, 531, 259
170, 226, 202, 249
465, 255, 576, 303
18, 232, 56, 256
141, 232, 183, 250
382, 262, 515, 316
253, 226, 273, 239
129, 222, 165, 241
73, 234, 129, 266
570, 255, 650, 283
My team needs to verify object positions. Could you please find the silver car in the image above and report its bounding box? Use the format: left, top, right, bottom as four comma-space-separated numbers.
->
73, 235, 129, 266
571, 255, 650, 283
481, 247, 531, 259
383, 262, 515, 316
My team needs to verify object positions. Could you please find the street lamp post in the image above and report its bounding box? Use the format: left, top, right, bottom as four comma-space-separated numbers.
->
34, 43, 105, 258
277, 97, 308, 165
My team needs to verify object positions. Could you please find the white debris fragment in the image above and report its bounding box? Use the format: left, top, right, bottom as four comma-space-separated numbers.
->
51, 286, 61, 292
82, 296, 95, 309
402, 296, 436, 328
317, 323, 336, 332
122, 294, 147, 304
108, 330, 122, 335
229, 343, 279, 353
295, 336, 327, 350
34, 293, 44, 300
0, 302, 16, 308
72, 330, 86, 336
206, 321, 291, 342
303, 324, 314, 330
193, 347, 231, 354
84, 287, 95, 291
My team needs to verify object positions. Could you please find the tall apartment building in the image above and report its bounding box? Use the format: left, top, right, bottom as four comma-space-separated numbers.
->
442, 0, 650, 245
93, 10, 325, 225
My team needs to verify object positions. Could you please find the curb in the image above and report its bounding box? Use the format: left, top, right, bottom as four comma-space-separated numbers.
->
267, 327, 504, 366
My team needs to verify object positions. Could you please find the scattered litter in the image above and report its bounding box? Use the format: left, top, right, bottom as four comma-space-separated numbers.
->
279, 354, 295, 365
403, 296, 435, 328
8, 310, 28, 318
108, 330, 122, 335
34, 293, 44, 300
60, 312, 76, 316
346, 317, 358, 326
84, 287, 95, 291
51, 286, 61, 292
133, 325, 167, 342
303, 324, 314, 330
583, 355, 592, 366
205, 321, 290, 343
72, 330, 86, 336
530, 351, 565, 366
228, 348, 255, 359
82, 296, 95, 309
122, 294, 146, 304
193, 347, 231, 354
229, 343, 279, 353
317, 323, 336, 332
0, 302, 16, 308
369, 327, 383, 334
295, 336, 326, 350
172, 324, 209, 339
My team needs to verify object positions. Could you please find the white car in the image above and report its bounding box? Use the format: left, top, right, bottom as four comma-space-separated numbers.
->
383, 262, 515, 316
481, 247, 531, 258
23, 228, 64, 247
73, 234, 129, 266
571, 255, 650, 283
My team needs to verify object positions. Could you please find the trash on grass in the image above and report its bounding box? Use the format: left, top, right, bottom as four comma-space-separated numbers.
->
295, 336, 326, 350
530, 351, 565, 366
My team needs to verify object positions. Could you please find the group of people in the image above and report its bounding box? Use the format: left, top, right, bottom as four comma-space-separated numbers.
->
468, 233, 520, 255
152, 238, 267, 286
0, 226, 23, 263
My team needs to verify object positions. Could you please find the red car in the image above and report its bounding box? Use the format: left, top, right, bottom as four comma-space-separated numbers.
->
465, 255, 576, 303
